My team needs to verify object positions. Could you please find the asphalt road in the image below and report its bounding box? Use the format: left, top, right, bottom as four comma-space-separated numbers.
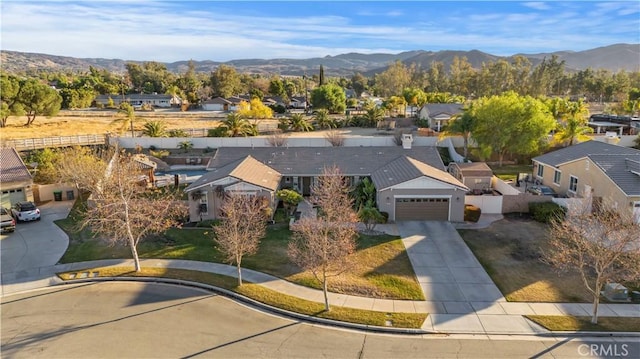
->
2, 282, 638, 359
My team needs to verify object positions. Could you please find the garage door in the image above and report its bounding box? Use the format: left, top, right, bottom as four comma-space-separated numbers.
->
395, 198, 449, 221
1, 189, 25, 209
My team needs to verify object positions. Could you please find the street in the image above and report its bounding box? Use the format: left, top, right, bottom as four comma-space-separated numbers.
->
2, 282, 637, 358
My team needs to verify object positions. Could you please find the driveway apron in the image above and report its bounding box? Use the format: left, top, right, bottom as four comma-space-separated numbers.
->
397, 221, 506, 309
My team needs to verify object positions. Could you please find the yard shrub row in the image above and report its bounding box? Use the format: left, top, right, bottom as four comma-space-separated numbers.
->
528, 202, 566, 223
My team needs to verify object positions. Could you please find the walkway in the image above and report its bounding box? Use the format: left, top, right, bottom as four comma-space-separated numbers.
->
2, 258, 639, 335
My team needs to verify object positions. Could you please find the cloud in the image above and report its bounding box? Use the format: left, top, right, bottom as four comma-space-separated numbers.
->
1, 1, 637, 62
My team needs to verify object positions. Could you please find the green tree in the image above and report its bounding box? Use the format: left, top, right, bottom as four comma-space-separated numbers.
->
210, 64, 242, 98
358, 206, 385, 233
219, 113, 257, 137
142, 120, 167, 137
0, 73, 25, 127
471, 91, 555, 166
276, 189, 303, 216
313, 109, 333, 129
310, 84, 346, 113
360, 101, 385, 127
374, 61, 411, 97
25, 148, 62, 184
288, 113, 314, 132
550, 99, 592, 147
440, 110, 476, 158
112, 102, 137, 136
402, 88, 427, 117
17, 79, 62, 126
319, 64, 325, 86
350, 73, 368, 97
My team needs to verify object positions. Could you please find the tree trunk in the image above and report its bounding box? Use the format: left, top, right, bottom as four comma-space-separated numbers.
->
131, 245, 141, 272
463, 136, 469, 158
591, 281, 602, 324
237, 261, 243, 287
498, 152, 504, 167
322, 275, 330, 312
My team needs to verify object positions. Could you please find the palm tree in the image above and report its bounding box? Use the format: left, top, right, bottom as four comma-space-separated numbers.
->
439, 110, 475, 158
288, 113, 313, 132
219, 113, 256, 137
142, 120, 167, 137
313, 109, 334, 129
362, 106, 385, 128
553, 99, 592, 146
111, 102, 136, 136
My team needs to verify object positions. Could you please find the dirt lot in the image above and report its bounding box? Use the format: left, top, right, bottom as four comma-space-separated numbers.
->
459, 215, 594, 302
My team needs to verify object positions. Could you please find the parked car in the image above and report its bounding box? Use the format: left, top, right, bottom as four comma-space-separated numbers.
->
11, 201, 41, 222
527, 185, 557, 197
1, 207, 16, 233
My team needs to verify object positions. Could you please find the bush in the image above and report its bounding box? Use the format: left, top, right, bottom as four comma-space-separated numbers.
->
379, 211, 389, 223
150, 149, 170, 158
168, 129, 189, 137
207, 127, 228, 137
464, 205, 482, 222
528, 202, 566, 223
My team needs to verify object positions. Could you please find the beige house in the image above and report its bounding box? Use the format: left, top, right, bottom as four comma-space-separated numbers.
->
447, 162, 494, 192
417, 103, 463, 132
532, 141, 640, 222
185, 146, 468, 223
0, 148, 35, 208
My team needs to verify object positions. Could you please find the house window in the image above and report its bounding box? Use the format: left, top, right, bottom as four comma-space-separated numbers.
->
536, 164, 544, 178
569, 176, 578, 193
553, 170, 561, 185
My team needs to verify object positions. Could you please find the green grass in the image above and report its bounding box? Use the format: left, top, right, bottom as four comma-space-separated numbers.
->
526, 315, 640, 332
488, 164, 532, 181
57, 203, 422, 300
57, 266, 427, 329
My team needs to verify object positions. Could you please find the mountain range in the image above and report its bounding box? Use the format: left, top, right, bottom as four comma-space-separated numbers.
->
1, 44, 638, 76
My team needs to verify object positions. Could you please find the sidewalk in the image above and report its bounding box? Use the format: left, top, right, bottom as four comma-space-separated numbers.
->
2, 258, 639, 335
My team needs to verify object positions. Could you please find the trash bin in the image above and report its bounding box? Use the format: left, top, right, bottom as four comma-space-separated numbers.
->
53, 191, 62, 201
66, 190, 75, 200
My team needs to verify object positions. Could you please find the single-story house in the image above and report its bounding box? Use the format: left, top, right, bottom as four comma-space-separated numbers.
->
532, 141, 640, 222
184, 156, 282, 222
417, 103, 463, 132
184, 145, 468, 223
1, 148, 35, 208
289, 96, 307, 109
202, 97, 233, 111
447, 162, 494, 192
94, 94, 175, 108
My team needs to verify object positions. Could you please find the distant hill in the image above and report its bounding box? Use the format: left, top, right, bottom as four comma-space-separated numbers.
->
1, 44, 638, 76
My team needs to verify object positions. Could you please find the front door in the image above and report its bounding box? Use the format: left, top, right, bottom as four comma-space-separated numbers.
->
302, 177, 311, 196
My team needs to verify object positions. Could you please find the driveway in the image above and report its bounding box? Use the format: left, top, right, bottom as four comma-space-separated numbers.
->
1, 201, 72, 285
397, 221, 505, 308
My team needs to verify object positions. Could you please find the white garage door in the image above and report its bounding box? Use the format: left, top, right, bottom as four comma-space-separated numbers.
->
1, 189, 26, 209
395, 198, 449, 221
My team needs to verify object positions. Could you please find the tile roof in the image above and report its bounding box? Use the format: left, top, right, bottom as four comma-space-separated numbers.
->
185, 155, 281, 192
372, 156, 467, 190
422, 103, 463, 117
532, 141, 639, 167
589, 154, 640, 196
449, 162, 494, 177
0, 148, 32, 183
207, 146, 446, 176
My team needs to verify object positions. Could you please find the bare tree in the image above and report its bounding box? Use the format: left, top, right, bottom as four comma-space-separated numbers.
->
266, 130, 289, 147
213, 194, 268, 286
59, 149, 187, 272
324, 129, 345, 147
288, 166, 358, 311
545, 201, 640, 324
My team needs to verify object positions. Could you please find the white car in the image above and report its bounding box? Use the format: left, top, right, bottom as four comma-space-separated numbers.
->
11, 201, 41, 222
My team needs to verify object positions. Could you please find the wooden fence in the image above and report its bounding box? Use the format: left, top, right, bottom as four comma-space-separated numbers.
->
2, 134, 107, 151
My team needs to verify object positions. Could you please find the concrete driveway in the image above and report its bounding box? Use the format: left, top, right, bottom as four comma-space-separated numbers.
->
1, 201, 72, 283
397, 221, 506, 307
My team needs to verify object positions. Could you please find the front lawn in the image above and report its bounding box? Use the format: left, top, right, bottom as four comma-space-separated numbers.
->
459, 215, 593, 302
57, 203, 423, 300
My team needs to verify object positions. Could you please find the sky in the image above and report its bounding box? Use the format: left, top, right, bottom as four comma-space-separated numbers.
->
1, 1, 639, 63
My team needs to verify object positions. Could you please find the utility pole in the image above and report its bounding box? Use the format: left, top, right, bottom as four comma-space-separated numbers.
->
303, 72, 308, 113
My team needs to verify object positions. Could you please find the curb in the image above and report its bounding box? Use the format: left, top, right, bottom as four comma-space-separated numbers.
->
55, 277, 435, 335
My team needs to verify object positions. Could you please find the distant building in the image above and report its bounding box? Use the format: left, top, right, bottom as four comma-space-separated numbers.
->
94, 94, 177, 108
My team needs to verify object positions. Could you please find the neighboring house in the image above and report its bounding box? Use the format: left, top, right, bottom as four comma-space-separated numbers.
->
184, 156, 282, 222
0, 148, 35, 209
532, 141, 640, 222
289, 96, 307, 109
131, 154, 158, 185
447, 162, 494, 192
94, 94, 174, 108
417, 103, 463, 132
185, 145, 468, 223
202, 97, 232, 111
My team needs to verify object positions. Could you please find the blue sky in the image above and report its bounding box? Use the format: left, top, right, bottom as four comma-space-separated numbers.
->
2, 1, 639, 62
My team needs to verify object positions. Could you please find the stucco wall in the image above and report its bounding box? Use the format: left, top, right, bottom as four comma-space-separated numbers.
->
34, 183, 78, 202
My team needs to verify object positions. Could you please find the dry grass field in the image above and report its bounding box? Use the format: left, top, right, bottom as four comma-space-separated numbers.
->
0, 110, 226, 140
459, 215, 594, 302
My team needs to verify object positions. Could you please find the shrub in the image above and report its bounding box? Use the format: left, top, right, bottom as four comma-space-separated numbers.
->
379, 211, 389, 223
168, 129, 189, 137
207, 127, 228, 137
464, 205, 482, 222
150, 149, 170, 158
528, 202, 566, 223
